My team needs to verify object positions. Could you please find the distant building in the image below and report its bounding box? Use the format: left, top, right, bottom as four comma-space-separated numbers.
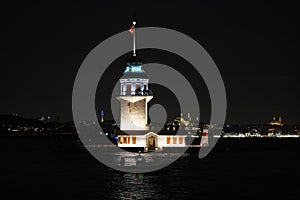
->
100, 109, 105, 123
268, 116, 283, 126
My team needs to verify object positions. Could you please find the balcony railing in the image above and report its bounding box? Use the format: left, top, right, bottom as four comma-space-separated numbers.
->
121, 89, 153, 96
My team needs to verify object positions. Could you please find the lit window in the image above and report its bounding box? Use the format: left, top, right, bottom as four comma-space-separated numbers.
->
173, 137, 177, 144
119, 137, 124, 144
127, 137, 130, 144
132, 137, 136, 144
166, 137, 170, 144
179, 136, 183, 144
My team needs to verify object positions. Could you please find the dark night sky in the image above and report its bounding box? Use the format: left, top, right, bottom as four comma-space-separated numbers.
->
0, 0, 299, 124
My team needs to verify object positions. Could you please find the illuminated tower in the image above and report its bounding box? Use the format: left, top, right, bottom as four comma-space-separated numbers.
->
117, 57, 153, 131
200, 127, 209, 147
100, 109, 105, 123
116, 20, 153, 131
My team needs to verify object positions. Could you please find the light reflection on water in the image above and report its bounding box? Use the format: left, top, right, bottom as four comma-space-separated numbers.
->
106, 173, 166, 200
100, 153, 193, 200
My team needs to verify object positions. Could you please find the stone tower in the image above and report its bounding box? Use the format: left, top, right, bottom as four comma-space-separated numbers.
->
117, 56, 153, 131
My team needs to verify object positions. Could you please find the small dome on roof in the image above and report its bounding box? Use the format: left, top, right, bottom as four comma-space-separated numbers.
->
122, 55, 148, 79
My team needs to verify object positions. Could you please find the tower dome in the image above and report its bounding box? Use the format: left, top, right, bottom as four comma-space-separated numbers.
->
122, 56, 148, 79
119, 55, 152, 96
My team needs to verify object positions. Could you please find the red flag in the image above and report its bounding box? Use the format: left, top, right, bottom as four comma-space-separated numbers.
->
128, 25, 135, 34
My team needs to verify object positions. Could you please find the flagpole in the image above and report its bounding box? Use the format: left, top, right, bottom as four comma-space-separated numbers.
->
133, 21, 136, 56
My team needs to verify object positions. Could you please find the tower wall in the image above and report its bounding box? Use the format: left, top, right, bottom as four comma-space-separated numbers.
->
120, 98, 149, 131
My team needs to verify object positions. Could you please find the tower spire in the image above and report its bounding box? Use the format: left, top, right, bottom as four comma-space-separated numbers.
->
133, 20, 136, 56
133, 10, 136, 56
128, 11, 137, 57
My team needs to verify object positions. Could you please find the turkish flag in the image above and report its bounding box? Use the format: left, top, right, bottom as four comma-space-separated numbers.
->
128, 25, 135, 34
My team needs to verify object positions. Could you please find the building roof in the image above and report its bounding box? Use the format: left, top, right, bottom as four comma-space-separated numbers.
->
122, 55, 148, 79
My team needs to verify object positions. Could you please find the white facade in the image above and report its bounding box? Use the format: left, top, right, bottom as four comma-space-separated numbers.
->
118, 132, 187, 150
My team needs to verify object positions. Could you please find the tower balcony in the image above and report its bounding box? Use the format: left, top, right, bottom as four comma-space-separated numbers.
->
121, 89, 153, 96
134, 89, 153, 96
